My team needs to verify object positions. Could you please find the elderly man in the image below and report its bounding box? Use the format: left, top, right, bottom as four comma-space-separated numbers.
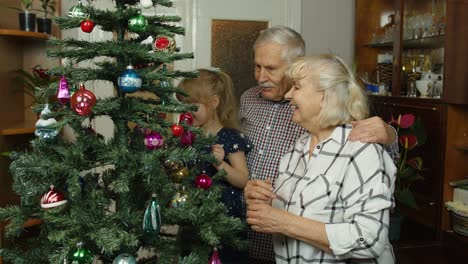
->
240, 26, 398, 263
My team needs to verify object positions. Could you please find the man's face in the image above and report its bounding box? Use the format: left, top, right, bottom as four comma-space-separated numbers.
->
254, 43, 291, 102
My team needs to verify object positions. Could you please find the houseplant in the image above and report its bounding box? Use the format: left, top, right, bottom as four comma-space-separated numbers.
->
9, 0, 36, 31
34, 0, 56, 34
388, 113, 427, 240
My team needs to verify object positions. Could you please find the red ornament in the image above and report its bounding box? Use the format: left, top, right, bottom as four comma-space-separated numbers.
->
209, 248, 221, 264
179, 112, 194, 126
180, 131, 195, 146
80, 19, 95, 33
195, 173, 212, 190
40, 185, 67, 209
70, 83, 96, 116
153, 34, 175, 52
171, 124, 184, 137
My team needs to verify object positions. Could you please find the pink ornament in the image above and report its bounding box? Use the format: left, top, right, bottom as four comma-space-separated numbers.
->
209, 248, 221, 264
180, 131, 195, 146
195, 173, 212, 190
179, 112, 194, 126
70, 83, 96, 116
57, 76, 71, 104
145, 131, 164, 150
40, 185, 67, 209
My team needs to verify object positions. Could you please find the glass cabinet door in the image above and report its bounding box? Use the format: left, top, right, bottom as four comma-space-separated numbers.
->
401, 0, 446, 98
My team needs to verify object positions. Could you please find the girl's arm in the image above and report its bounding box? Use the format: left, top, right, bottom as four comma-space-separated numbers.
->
212, 144, 249, 189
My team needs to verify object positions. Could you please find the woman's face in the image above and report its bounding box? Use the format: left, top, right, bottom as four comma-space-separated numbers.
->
285, 70, 324, 130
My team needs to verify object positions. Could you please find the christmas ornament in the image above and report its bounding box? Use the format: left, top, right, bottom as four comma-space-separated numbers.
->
57, 75, 71, 104
180, 130, 195, 146
35, 104, 59, 141
144, 131, 164, 150
70, 83, 96, 116
69, 242, 93, 264
68, 0, 86, 18
179, 112, 194, 126
33, 65, 49, 79
40, 185, 67, 208
171, 167, 189, 183
140, 0, 153, 9
164, 159, 179, 170
209, 248, 221, 264
143, 194, 161, 235
128, 14, 148, 33
118, 65, 142, 93
195, 173, 212, 190
171, 124, 184, 137
153, 34, 176, 53
112, 254, 137, 264
80, 19, 95, 33
170, 190, 188, 208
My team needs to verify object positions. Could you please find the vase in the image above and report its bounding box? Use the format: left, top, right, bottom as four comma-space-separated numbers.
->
36, 18, 52, 34
19, 11, 36, 32
389, 213, 404, 241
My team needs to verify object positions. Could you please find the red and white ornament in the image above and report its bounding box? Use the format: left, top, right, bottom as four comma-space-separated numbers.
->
70, 83, 96, 116
171, 124, 184, 137
179, 112, 194, 126
153, 34, 176, 53
40, 185, 67, 209
195, 173, 212, 190
80, 19, 95, 33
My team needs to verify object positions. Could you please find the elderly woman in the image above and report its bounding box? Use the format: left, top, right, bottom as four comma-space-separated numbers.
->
244, 54, 396, 264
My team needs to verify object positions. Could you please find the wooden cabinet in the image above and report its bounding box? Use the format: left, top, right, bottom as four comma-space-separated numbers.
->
0, 2, 61, 263
356, 0, 468, 259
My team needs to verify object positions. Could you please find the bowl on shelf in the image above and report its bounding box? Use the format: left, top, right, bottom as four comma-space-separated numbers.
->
416, 80, 433, 97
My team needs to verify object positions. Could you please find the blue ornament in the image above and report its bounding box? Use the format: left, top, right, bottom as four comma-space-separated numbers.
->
143, 193, 161, 235
118, 65, 142, 93
113, 253, 137, 264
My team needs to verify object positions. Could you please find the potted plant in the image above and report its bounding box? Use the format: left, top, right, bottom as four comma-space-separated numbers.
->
8, 0, 36, 31
34, 0, 56, 34
387, 113, 427, 240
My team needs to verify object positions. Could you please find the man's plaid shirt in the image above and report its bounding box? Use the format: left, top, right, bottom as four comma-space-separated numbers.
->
240, 86, 399, 261
240, 86, 306, 261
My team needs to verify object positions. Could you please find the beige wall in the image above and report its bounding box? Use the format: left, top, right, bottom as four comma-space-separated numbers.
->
301, 0, 355, 66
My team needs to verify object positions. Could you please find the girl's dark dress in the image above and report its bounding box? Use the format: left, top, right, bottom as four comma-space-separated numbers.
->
201, 128, 252, 262
201, 128, 252, 218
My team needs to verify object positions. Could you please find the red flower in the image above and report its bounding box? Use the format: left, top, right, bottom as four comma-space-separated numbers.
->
407, 157, 423, 170
399, 135, 418, 149
399, 114, 415, 128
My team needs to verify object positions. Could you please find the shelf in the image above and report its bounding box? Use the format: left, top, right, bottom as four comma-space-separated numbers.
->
0, 28, 50, 40
0, 120, 36, 136
365, 35, 445, 49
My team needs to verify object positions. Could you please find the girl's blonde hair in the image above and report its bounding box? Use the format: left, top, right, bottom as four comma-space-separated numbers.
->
287, 54, 369, 128
178, 69, 240, 129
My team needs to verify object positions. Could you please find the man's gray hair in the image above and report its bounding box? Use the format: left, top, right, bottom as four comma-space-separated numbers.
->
254, 25, 305, 63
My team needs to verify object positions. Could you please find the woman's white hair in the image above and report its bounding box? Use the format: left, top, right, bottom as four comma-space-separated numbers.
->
287, 54, 369, 128
254, 25, 305, 63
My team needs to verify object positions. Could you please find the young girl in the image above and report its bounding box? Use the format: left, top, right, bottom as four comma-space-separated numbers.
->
178, 69, 251, 219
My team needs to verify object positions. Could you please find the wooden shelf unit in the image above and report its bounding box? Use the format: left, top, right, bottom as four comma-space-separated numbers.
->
0, 28, 51, 40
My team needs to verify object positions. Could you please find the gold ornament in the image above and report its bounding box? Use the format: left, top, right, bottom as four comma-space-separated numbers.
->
171, 167, 189, 183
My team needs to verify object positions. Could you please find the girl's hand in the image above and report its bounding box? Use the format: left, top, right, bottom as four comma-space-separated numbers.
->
212, 144, 225, 163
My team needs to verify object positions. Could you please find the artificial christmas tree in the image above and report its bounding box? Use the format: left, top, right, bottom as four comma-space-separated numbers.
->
0, 0, 245, 263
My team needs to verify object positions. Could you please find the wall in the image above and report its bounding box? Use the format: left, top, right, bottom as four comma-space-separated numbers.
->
301, 0, 355, 66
